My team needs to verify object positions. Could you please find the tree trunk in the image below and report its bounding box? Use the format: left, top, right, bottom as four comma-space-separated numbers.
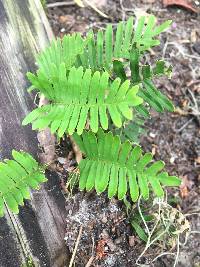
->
0, 1, 69, 266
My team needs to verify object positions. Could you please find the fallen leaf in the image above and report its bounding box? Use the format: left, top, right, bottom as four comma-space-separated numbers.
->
163, 0, 199, 13
59, 15, 74, 24
100, 230, 117, 252
180, 175, 194, 198
180, 184, 188, 198
174, 107, 189, 116
96, 239, 107, 259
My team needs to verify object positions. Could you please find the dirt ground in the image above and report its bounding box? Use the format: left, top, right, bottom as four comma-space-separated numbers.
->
46, 1, 200, 266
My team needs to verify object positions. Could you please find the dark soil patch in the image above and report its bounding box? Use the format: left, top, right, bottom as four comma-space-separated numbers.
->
46, 1, 200, 266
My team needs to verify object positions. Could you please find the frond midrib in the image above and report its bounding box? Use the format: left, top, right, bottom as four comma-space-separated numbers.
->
83, 157, 138, 172
45, 100, 135, 107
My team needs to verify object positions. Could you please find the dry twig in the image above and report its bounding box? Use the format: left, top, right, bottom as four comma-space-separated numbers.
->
69, 225, 83, 267
47, 1, 75, 8
85, 236, 95, 267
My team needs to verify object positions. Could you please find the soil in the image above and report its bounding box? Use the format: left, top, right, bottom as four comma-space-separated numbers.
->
46, 1, 200, 266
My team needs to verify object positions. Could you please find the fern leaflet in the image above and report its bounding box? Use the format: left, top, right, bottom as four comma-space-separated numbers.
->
0, 150, 47, 216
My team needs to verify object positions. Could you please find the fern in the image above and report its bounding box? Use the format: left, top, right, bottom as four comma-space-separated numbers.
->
0, 150, 47, 216
31, 16, 174, 122
22, 66, 143, 135
0, 14, 182, 223
37, 16, 171, 73
72, 129, 181, 201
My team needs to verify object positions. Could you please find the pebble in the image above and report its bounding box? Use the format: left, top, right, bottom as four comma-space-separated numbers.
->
129, 236, 135, 247
101, 216, 108, 224
149, 132, 156, 138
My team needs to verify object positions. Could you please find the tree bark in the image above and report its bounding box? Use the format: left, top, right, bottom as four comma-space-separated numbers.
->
0, 1, 69, 266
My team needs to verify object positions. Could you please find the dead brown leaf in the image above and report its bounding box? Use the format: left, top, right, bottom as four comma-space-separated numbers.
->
163, 0, 199, 13
59, 15, 74, 24
180, 184, 189, 198
174, 107, 189, 116
180, 175, 194, 198
96, 239, 107, 259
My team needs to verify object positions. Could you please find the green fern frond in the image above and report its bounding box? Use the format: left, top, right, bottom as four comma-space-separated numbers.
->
72, 130, 181, 201
22, 66, 143, 136
36, 16, 171, 74
36, 33, 86, 77
0, 150, 47, 216
77, 16, 172, 71
31, 16, 173, 116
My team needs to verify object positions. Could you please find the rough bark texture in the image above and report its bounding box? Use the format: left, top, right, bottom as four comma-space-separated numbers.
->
0, 1, 69, 266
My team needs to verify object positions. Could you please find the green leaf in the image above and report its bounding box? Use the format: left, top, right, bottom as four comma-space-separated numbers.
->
158, 172, 181, 186
74, 130, 180, 202
113, 60, 126, 82
24, 67, 142, 136
131, 220, 148, 242
0, 151, 47, 216
130, 48, 140, 84
152, 20, 172, 36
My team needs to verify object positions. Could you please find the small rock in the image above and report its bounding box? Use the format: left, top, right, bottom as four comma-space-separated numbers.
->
57, 157, 67, 164
111, 227, 115, 233
129, 236, 135, 247
60, 28, 66, 33
101, 215, 108, 224
149, 132, 156, 138
170, 156, 175, 164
